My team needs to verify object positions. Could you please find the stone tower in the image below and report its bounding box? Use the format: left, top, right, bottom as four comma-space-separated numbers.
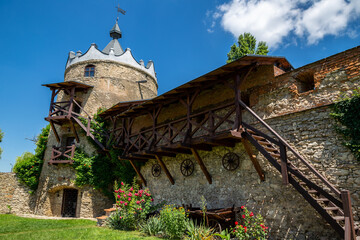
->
34, 20, 158, 218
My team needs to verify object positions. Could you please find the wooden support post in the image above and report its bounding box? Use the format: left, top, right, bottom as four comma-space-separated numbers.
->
127, 159, 147, 186
49, 120, 60, 143
155, 155, 175, 185
86, 118, 91, 136
67, 87, 75, 119
341, 190, 356, 240
191, 148, 212, 184
49, 89, 56, 116
70, 120, 80, 143
241, 138, 265, 181
279, 143, 289, 185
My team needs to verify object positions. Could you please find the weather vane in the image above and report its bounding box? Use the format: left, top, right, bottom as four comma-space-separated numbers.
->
115, 1, 126, 21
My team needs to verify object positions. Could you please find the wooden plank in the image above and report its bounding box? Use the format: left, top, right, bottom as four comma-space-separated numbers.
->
279, 143, 289, 185
191, 148, 212, 184
49, 120, 60, 143
160, 146, 192, 154
127, 159, 147, 186
70, 120, 80, 143
241, 138, 265, 181
341, 190, 356, 240
155, 155, 175, 185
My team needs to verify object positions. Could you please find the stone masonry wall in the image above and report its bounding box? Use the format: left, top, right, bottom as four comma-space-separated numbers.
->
0, 172, 36, 215
63, 60, 158, 116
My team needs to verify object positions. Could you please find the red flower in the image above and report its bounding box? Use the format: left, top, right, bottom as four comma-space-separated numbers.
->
129, 187, 133, 191
250, 212, 254, 217
128, 197, 131, 201
241, 206, 245, 209
235, 221, 238, 225
136, 201, 140, 204
117, 195, 120, 199
121, 182, 124, 186
242, 215, 246, 218
244, 226, 247, 233
233, 229, 236, 232
115, 190, 119, 193
151, 198, 154, 202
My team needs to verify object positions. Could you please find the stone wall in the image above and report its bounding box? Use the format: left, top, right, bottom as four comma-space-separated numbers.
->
64, 60, 158, 116
0, 172, 36, 215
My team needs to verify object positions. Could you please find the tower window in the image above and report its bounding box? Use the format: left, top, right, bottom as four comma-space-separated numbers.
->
84, 65, 95, 77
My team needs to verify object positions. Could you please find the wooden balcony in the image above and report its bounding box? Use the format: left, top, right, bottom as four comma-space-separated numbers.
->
48, 145, 76, 165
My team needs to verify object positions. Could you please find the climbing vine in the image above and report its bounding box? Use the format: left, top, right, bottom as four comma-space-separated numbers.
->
13, 125, 50, 191
330, 88, 360, 161
74, 108, 137, 198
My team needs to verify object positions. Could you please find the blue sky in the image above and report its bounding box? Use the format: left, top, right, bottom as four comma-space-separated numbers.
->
0, 0, 359, 172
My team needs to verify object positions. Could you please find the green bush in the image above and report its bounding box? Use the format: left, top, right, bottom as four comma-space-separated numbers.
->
13, 125, 50, 191
330, 89, 360, 161
232, 206, 268, 240
184, 219, 214, 240
109, 181, 154, 230
160, 205, 187, 239
139, 216, 164, 236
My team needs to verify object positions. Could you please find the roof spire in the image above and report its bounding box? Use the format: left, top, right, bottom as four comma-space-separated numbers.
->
110, 20, 122, 39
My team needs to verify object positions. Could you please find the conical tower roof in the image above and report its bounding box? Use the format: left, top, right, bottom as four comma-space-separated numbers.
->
103, 20, 124, 55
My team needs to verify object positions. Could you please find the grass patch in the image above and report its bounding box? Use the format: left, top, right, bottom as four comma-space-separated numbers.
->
0, 214, 162, 240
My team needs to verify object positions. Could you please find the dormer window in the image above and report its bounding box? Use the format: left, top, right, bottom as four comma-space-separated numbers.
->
84, 65, 95, 77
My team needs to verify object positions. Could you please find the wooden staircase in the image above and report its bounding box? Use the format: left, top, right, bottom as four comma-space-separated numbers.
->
233, 100, 359, 240
96, 206, 116, 226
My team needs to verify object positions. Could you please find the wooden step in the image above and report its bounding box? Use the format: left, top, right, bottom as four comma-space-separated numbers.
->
247, 129, 256, 134
252, 135, 265, 141
96, 215, 108, 220
270, 152, 280, 158
333, 216, 345, 221
263, 146, 279, 152
105, 208, 116, 216
325, 207, 340, 211
315, 198, 330, 202
258, 140, 272, 146
308, 189, 318, 194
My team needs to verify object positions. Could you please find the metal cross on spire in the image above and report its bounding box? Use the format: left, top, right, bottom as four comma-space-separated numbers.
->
116, 3, 126, 21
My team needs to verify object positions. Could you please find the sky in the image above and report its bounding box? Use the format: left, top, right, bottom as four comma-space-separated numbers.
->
0, 0, 359, 172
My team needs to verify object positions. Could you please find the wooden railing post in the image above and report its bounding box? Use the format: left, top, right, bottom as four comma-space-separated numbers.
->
279, 143, 289, 185
341, 190, 356, 240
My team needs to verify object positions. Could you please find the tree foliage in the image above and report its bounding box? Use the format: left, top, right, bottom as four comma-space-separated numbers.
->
227, 32, 269, 63
330, 89, 360, 161
13, 125, 50, 191
0, 129, 3, 159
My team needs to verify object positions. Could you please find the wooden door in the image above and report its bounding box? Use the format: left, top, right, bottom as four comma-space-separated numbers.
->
61, 189, 78, 217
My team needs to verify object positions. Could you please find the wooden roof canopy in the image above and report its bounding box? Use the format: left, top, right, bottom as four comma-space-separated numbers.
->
42, 81, 93, 91
100, 55, 292, 118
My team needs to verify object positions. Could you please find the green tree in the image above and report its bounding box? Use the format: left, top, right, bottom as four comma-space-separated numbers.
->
0, 129, 3, 159
227, 32, 269, 63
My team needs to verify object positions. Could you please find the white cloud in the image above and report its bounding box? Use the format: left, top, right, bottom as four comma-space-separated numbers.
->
212, 0, 360, 48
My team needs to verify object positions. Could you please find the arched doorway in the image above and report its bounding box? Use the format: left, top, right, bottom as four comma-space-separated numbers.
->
61, 189, 78, 217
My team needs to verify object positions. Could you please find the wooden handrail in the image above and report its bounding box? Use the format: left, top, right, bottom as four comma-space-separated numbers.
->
238, 99, 341, 197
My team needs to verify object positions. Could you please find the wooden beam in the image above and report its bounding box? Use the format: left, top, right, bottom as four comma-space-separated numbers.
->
127, 159, 147, 186
203, 137, 235, 148
191, 148, 212, 184
155, 155, 175, 185
241, 138, 265, 181
160, 146, 192, 154
279, 143, 289, 185
341, 190, 356, 240
49, 120, 60, 143
70, 120, 80, 143
181, 143, 213, 151
145, 150, 176, 158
